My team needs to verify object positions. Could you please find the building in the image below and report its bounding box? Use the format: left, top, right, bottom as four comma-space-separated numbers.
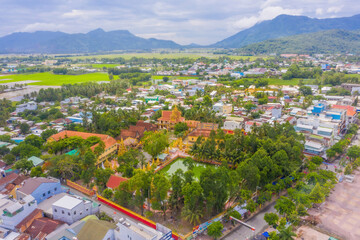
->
0, 194, 37, 230
76, 219, 116, 240
48, 131, 118, 164
16, 177, 63, 204
244, 121, 262, 133
106, 175, 128, 190
15, 102, 37, 113
222, 117, 245, 134
212, 102, 232, 114
157, 106, 184, 129
115, 218, 172, 240
28, 156, 44, 167
52, 195, 99, 225
341, 83, 360, 93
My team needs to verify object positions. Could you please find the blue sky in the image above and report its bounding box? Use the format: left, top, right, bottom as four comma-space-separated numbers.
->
1, 0, 359, 44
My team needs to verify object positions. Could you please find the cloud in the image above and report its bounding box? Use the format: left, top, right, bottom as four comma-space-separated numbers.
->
232, 6, 303, 31
327, 6, 343, 13
316, 8, 323, 15
0, 0, 359, 45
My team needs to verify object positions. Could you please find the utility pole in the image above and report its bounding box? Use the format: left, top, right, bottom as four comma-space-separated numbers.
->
229, 216, 256, 239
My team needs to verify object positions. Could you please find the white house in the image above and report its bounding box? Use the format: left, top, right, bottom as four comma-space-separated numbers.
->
52, 195, 99, 225
15, 101, 37, 113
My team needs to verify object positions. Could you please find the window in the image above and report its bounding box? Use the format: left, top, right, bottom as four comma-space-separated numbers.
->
48, 191, 50, 194
62, 210, 64, 214
74, 211, 76, 215
54, 188, 57, 191
42, 193, 45, 197
54, 209, 57, 212
68, 212, 70, 216
86, 209, 88, 211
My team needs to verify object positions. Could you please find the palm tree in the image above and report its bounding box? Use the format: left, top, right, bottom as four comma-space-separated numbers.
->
278, 226, 296, 240
181, 207, 203, 226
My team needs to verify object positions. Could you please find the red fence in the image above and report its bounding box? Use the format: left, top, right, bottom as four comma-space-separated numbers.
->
66, 180, 95, 196
97, 195, 180, 240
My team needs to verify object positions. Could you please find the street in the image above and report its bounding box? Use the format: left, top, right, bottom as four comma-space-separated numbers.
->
223, 202, 276, 240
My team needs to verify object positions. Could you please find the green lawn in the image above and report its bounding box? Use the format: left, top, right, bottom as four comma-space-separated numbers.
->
160, 158, 216, 179
0, 72, 110, 86
267, 78, 314, 85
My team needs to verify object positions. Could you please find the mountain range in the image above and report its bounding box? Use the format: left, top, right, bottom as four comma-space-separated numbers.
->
0, 14, 359, 54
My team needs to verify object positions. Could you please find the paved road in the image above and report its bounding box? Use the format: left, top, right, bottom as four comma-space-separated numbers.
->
224, 202, 276, 240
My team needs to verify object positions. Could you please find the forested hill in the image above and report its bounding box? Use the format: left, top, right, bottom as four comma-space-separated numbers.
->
235, 29, 360, 55
0, 28, 181, 54
212, 14, 360, 48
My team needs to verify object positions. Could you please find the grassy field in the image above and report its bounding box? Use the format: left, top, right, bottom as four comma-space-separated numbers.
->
267, 78, 314, 85
65, 53, 267, 61
0, 72, 109, 86
161, 158, 216, 179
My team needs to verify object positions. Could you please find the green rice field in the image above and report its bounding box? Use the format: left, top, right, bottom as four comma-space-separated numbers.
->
160, 158, 217, 179
0, 72, 109, 86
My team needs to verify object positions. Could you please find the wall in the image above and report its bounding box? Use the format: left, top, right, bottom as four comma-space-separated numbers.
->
30, 182, 63, 204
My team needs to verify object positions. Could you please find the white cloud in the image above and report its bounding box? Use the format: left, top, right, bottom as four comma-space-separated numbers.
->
22, 23, 66, 32
327, 6, 343, 13
316, 8, 323, 15
261, 0, 282, 9
62, 9, 105, 19
232, 6, 303, 31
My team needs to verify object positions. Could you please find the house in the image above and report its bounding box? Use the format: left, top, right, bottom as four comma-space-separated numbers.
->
15, 102, 37, 113
28, 156, 44, 167
45, 219, 86, 240
52, 195, 99, 225
213, 102, 232, 114
76, 219, 116, 240
117, 121, 157, 142
115, 218, 171, 240
244, 121, 262, 133
16, 177, 63, 204
24, 217, 63, 239
48, 131, 118, 164
15, 209, 43, 233
0, 194, 37, 230
188, 129, 212, 142
106, 175, 128, 190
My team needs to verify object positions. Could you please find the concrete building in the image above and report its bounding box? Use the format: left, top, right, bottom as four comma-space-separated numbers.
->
16, 177, 63, 204
0, 194, 37, 230
15, 101, 37, 113
52, 195, 99, 225
115, 218, 172, 240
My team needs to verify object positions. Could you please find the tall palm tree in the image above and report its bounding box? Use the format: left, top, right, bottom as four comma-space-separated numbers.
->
181, 207, 203, 226
278, 226, 297, 240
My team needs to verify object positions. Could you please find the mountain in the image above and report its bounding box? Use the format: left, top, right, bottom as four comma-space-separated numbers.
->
212, 14, 360, 48
0, 28, 181, 54
236, 29, 360, 54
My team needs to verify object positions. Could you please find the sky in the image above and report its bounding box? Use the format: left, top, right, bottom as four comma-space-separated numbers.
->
0, 0, 359, 45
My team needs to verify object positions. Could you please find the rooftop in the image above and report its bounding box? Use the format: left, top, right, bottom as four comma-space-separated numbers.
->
52, 195, 82, 210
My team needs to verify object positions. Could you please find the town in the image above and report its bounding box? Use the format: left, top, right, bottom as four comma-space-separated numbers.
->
0, 52, 359, 240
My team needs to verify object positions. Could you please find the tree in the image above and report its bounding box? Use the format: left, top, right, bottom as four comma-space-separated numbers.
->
237, 162, 260, 191
95, 168, 114, 188
169, 169, 184, 213
309, 183, 325, 204
102, 189, 113, 199
244, 102, 256, 114
174, 122, 188, 137
30, 166, 44, 177
207, 221, 223, 240
3, 154, 15, 165
151, 174, 171, 220
182, 182, 204, 225
11, 143, 41, 159
19, 123, 30, 134
274, 197, 296, 217
162, 76, 169, 82
24, 134, 45, 149
0, 146, 10, 156
278, 226, 296, 240
41, 129, 58, 141
142, 131, 169, 159
245, 199, 258, 213
14, 159, 34, 173
299, 86, 313, 96
347, 145, 360, 161
264, 212, 279, 228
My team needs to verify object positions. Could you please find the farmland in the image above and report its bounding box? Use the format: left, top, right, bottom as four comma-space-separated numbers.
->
0, 72, 109, 86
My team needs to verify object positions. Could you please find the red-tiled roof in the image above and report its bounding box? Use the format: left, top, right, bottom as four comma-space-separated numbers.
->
106, 175, 128, 189
16, 209, 43, 231
49, 130, 117, 150
332, 105, 357, 116
0, 173, 19, 187
157, 111, 185, 123
25, 217, 63, 239
136, 120, 157, 131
